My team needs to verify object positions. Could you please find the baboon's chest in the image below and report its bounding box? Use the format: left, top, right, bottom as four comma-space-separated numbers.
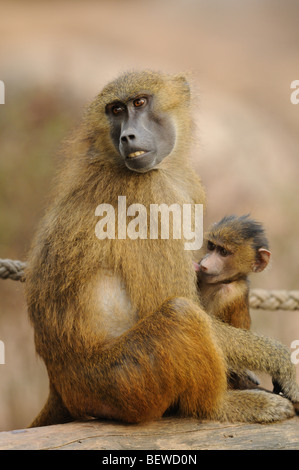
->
90, 270, 138, 338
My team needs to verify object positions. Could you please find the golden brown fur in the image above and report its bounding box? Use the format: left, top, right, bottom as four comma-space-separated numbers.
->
200, 280, 251, 329
25, 71, 299, 427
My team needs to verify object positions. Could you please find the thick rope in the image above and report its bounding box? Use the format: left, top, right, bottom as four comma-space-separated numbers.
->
249, 288, 299, 311
0, 258, 26, 281
0, 258, 299, 310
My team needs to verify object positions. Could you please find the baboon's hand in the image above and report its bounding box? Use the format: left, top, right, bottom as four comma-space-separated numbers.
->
272, 377, 299, 411
272, 379, 283, 395
294, 402, 299, 414
272, 380, 299, 415
246, 370, 260, 386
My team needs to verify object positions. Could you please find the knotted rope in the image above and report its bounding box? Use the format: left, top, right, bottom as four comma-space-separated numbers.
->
0, 258, 26, 281
0, 258, 298, 310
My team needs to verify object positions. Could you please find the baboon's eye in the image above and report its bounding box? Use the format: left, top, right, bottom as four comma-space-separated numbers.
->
133, 97, 147, 108
219, 247, 231, 257
112, 105, 125, 115
207, 241, 215, 251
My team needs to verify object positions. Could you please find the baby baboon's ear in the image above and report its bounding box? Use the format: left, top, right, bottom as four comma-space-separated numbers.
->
252, 248, 271, 273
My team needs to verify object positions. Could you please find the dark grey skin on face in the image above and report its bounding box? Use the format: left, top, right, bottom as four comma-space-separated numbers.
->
105, 95, 176, 172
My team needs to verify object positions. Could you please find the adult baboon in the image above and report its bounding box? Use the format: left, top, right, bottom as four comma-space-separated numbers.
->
26, 71, 299, 427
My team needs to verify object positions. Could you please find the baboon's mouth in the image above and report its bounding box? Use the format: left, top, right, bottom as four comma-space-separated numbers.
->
197, 271, 217, 281
127, 150, 147, 158
124, 150, 156, 173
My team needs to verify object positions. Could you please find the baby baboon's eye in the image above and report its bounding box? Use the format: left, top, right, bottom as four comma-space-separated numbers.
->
207, 241, 215, 251
219, 247, 231, 257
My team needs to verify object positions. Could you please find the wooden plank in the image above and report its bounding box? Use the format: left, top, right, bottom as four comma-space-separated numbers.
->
0, 416, 298, 450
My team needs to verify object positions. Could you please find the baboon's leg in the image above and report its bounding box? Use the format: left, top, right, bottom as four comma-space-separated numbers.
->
29, 384, 73, 428
212, 320, 299, 407
213, 389, 295, 423
57, 298, 228, 424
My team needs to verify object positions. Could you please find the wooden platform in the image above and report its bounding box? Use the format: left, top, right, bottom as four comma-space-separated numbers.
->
0, 416, 298, 450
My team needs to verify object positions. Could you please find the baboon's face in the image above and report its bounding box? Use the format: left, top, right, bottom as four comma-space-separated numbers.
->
197, 241, 237, 284
105, 94, 176, 173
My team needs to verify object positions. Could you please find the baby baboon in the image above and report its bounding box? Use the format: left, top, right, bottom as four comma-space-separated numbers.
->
25, 71, 299, 427
195, 214, 271, 389
195, 214, 271, 329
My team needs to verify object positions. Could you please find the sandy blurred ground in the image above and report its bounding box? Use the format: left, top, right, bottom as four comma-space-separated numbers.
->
0, 0, 299, 431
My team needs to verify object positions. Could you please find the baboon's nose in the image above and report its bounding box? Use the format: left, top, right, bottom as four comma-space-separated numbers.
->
120, 130, 136, 143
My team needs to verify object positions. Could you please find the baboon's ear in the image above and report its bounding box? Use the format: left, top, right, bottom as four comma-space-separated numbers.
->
173, 74, 191, 100
252, 248, 271, 273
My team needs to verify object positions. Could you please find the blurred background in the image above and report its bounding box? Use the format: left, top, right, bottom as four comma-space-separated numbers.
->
0, 0, 299, 431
